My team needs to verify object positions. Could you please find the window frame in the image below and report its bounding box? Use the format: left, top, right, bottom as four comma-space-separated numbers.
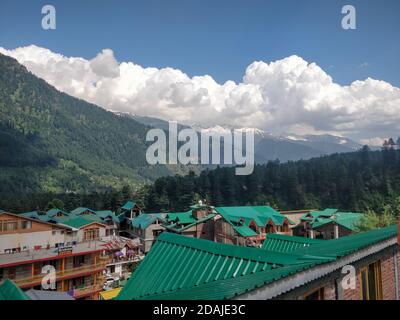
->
360, 261, 383, 300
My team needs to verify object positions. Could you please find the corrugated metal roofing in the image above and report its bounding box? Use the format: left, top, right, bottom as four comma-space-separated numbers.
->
117, 225, 397, 300
215, 206, 294, 235
307, 211, 363, 231
164, 213, 217, 233
117, 232, 326, 300
60, 216, 97, 229
294, 225, 397, 259
167, 211, 197, 224
262, 234, 324, 253
70, 207, 96, 215
122, 201, 136, 211
46, 208, 70, 217
131, 213, 166, 229
0, 279, 30, 300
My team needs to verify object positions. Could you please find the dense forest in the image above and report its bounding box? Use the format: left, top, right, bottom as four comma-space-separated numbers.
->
2, 146, 400, 216
142, 144, 400, 213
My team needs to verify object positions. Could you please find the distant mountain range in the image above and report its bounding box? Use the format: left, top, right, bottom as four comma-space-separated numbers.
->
0, 53, 370, 196
116, 113, 365, 163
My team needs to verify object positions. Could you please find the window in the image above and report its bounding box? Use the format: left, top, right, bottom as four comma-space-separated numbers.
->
83, 228, 100, 241
153, 229, 163, 237
265, 224, 274, 233
360, 261, 382, 300
3, 221, 18, 231
303, 287, 324, 300
21, 220, 32, 230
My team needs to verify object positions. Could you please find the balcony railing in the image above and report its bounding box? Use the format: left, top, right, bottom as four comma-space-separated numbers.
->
14, 262, 108, 288
71, 283, 104, 298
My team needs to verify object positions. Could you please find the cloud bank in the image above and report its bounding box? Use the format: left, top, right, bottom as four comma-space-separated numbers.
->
1, 45, 399, 142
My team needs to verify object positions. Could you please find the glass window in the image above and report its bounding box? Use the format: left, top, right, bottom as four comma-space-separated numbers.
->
3, 221, 18, 231
360, 261, 382, 300
21, 220, 32, 229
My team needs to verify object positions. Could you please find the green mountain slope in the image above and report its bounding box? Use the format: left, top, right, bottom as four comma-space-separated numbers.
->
0, 53, 173, 194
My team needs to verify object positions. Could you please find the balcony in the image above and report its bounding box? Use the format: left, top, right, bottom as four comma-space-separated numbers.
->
14, 262, 108, 289
70, 283, 104, 299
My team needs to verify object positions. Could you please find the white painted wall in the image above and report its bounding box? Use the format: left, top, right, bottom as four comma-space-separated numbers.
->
0, 230, 66, 253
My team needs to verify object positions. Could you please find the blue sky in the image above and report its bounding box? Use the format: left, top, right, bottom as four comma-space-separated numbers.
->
0, 0, 399, 86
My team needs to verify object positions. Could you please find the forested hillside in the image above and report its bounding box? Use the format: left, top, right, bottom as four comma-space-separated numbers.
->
0, 53, 180, 195
143, 147, 400, 213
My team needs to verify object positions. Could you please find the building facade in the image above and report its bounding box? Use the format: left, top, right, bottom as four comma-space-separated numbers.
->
214, 206, 294, 247
0, 212, 111, 300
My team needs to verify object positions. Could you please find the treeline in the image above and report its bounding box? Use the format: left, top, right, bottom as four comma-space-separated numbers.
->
0, 185, 147, 214
2, 147, 400, 215
143, 146, 400, 213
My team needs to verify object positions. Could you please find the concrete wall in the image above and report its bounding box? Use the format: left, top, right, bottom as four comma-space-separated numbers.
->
0, 230, 66, 254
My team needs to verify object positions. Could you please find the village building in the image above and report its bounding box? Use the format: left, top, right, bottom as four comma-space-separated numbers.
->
20, 207, 120, 237
128, 203, 218, 252
292, 208, 363, 239
117, 201, 143, 237
214, 206, 295, 247
162, 203, 218, 240
129, 213, 167, 253
117, 222, 400, 300
280, 209, 314, 227
102, 236, 143, 282
0, 211, 112, 300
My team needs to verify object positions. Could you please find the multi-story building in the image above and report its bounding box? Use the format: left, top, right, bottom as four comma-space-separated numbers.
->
292, 208, 363, 239
214, 206, 294, 247
129, 213, 167, 253
0, 211, 112, 300
117, 201, 143, 237
162, 203, 218, 240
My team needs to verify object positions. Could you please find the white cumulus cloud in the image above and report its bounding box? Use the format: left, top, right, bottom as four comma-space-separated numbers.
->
1, 45, 399, 143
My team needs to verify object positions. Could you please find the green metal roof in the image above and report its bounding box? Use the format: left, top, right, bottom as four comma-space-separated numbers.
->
261, 234, 324, 253
135, 263, 315, 300
164, 213, 217, 233
216, 206, 294, 229
300, 208, 338, 221
18, 207, 119, 228
308, 211, 363, 231
70, 207, 97, 215
60, 216, 98, 229
116, 232, 325, 300
131, 213, 166, 229
47, 208, 70, 217
293, 225, 397, 259
122, 201, 136, 211
167, 211, 197, 225
117, 225, 397, 300
0, 279, 30, 300
231, 225, 257, 237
